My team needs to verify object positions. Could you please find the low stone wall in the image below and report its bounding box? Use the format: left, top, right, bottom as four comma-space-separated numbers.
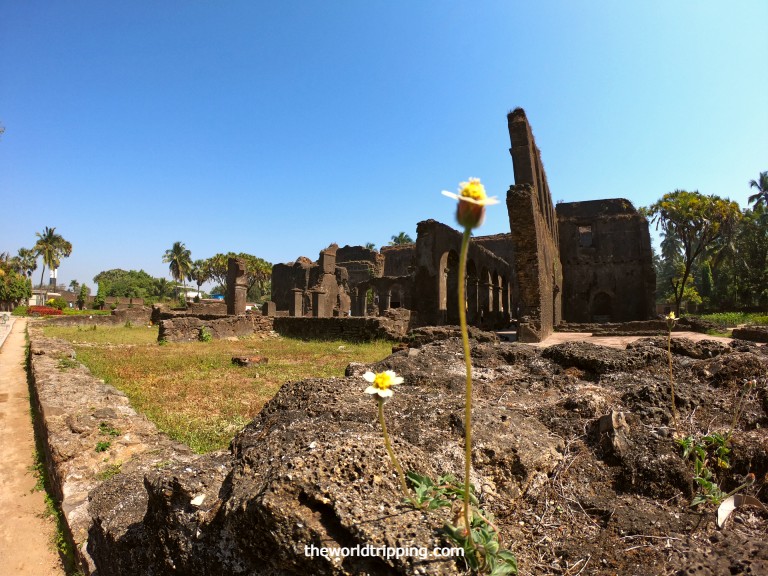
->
732, 325, 768, 343
27, 325, 194, 573
42, 307, 152, 327
158, 314, 274, 342
272, 312, 413, 342
557, 317, 720, 336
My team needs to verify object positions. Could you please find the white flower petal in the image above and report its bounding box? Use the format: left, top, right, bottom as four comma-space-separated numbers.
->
363, 371, 376, 383
364, 386, 378, 395
379, 388, 394, 398
392, 377, 404, 385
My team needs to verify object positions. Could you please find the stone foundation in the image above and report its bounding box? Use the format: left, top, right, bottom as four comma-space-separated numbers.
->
158, 314, 274, 342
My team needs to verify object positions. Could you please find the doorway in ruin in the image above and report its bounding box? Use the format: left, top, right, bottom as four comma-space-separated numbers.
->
591, 292, 613, 323
466, 260, 478, 324
439, 250, 460, 324
389, 283, 403, 309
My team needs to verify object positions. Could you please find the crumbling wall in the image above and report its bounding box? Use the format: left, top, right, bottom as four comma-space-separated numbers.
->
381, 244, 416, 276
506, 108, 562, 342
336, 245, 384, 286
273, 310, 413, 341
411, 219, 513, 329
158, 314, 274, 342
557, 199, 656, 322
271, 258, 312, 312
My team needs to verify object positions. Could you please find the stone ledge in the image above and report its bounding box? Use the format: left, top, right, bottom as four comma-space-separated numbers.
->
27, 325, 196, 573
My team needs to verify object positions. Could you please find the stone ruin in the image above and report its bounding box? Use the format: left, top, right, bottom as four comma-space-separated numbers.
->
268, 108, 656, 342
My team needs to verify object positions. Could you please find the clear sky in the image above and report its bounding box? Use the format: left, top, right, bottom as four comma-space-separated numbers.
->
1, 1, 766, 291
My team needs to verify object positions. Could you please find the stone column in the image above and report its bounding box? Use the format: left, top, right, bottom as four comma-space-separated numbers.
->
312, 289, 328, 318
289, 289, 303, 317
227, 257, 247, 316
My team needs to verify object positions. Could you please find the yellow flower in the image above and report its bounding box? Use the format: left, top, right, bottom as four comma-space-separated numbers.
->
442, 177, 499, 229
666, 311, 676, 321
363, 370, 403, 399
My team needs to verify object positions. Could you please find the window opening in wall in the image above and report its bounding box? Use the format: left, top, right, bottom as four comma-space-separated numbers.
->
578, 225, 593, 247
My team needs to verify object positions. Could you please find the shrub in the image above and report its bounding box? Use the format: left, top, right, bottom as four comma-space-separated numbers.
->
47, 297, 68, 310
11, 305, 28, 316
28, 305, 63, 317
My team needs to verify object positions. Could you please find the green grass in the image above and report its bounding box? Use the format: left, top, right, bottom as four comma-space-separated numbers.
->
694, 312, 768, 327
43, 325, 393, 453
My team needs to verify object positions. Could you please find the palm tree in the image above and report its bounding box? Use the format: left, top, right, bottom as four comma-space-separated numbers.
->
187, 259, 209, 296
163, 241, 193, 291
388, 232, 413, 246
364, 242, 376, 250
34, 227, 72, 291
14, 248, 37, 278
748, 171, 768, 207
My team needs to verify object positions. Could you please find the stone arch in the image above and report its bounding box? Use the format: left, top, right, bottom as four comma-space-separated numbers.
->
479, 267, 491, 319
466, 260, 479, 324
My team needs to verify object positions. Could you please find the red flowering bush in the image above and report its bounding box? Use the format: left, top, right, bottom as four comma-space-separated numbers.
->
28, 305, 63, 316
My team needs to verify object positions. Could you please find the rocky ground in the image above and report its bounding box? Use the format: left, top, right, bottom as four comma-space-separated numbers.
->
84, 327, 768, 576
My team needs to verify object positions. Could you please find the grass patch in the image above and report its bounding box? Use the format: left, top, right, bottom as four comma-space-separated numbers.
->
43, 325, 393, 453
695, 312, 768, 327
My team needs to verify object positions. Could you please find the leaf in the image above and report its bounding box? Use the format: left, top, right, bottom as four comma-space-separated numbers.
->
717, 495, 767, 528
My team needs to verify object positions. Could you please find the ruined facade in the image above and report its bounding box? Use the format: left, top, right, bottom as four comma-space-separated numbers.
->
506, 108, 562, 342
556, 199, 656, 322
268, 108, 655, 341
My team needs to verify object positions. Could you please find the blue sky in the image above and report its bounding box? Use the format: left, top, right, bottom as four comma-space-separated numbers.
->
1, 1, 766, 290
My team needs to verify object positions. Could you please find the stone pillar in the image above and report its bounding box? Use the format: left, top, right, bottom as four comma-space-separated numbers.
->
312, 289, 328, 318
380, 288, 391, 314
492, 283, 501, 315
467, 277, 479, 324
227, 257, 247, 316
289, 289, 303, 317
261, 301, 276, 317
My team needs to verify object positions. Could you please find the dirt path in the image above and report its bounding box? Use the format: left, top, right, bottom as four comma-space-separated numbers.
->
0, 318, 64, 575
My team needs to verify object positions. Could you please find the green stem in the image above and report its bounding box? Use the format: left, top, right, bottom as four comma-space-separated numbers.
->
378, 398, 410, 501
457, 227, 474, 545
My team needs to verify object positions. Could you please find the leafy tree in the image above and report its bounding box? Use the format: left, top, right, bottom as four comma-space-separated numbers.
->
203, 253, 272, 303
747, 171, 768, 208
93, 269, 158, 298
76, 284, 90, 310
388, 232, 413, 245
0, 257, 31, 310
163, 241, 192, 290
733, 203, 768, 310
69, 279, 80, 293
34, 226, 72, 291
365, 242, 376, 250
645, 190, 741, 315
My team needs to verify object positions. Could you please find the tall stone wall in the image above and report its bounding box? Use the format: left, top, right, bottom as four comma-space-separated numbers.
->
381, 244, 416, 277
506, 108, 562, 342
557, 199, 656, 322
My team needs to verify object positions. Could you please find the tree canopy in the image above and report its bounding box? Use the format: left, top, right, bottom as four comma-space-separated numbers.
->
34, 226, 72, 290
388, 232, 413, 245
163, 241, 192, 288
644, 190, 741, 314
203, 252, 272, 303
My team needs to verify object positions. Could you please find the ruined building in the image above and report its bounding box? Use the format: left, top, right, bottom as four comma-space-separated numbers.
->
268, 108, 655, 342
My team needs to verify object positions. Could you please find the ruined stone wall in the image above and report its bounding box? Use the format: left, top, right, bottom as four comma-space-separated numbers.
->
506, 108, 562, 342
43, 307, 152, 327
412, 219, 513, 329
336, 245, 384, 286
474, 233, 518, 316
271, 260, 311, 311
381, 244, 416, 277
158, 314, 274, 342
557, 199, 656, 323
272, 311, 413, 341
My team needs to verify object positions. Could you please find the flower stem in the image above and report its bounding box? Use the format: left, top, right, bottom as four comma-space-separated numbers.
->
457, 227, 474, 545
378, 398, 410, 501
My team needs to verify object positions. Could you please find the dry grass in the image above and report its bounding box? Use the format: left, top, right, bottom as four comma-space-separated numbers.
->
43, 325, 393, 453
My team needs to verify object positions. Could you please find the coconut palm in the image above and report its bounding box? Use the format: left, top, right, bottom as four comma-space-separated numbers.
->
163, 241, 193, 290
187, 259, 209, 296
34, 227, 72, 290
14, 248, 37, 277
388, 232, 413, 245
748, 171, 768, 208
